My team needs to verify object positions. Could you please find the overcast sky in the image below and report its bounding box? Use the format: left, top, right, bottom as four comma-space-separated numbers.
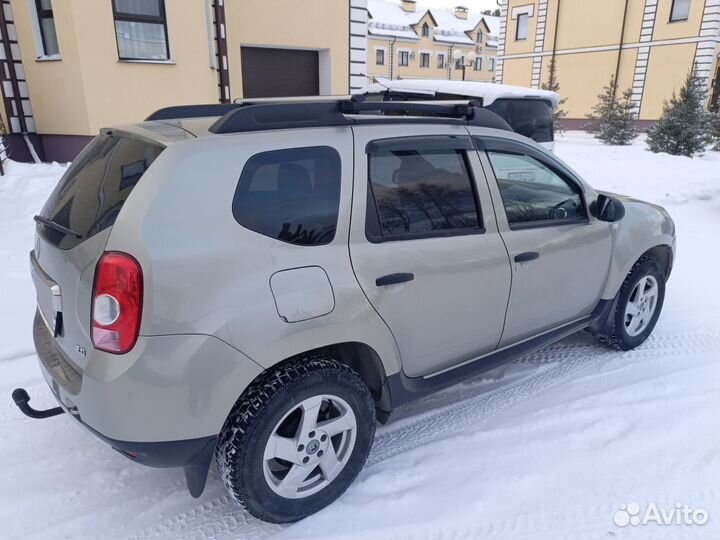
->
387, 0, 501, 14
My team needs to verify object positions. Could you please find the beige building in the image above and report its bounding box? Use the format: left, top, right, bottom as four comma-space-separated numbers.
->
0, 0, 371, 162
496, 0, 720, 127
367, 0, 500, 83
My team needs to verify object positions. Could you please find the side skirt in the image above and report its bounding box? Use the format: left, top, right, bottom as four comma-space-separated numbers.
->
386, 300, 612, 411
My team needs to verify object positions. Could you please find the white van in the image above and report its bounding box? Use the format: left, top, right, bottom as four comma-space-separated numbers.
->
360, 78, 560, 151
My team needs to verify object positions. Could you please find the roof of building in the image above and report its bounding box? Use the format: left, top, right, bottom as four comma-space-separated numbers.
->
367, 0, 500, 46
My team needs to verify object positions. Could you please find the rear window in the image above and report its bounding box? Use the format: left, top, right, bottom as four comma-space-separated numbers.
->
486, 99, 554, 143
39, 134, 163, 249
232, 146, 341, 246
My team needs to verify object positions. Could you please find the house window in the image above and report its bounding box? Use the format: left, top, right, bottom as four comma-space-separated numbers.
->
437, 53, 445, 69
516, 13, 529, 40
34, 0, 59, 56
399, 50, 409, 66
422, 22, 429, 37
455, 55, 465, 69
420, 52, 430, 68
474, 57, 483, 71
670, 0, 691, 21
476, 30, 483, 43
489, 57, 495, 71
112, 0, 170, 61
376, 49, 385, 65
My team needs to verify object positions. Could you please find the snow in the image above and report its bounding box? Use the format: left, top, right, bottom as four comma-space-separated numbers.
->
362, 78, 562, 107
1, 133, 719, 540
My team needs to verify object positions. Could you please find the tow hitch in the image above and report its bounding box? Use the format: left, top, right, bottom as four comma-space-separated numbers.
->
12, 388, 65, 419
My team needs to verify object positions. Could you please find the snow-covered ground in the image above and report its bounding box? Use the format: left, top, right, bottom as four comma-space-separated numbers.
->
1, 133, 719, 540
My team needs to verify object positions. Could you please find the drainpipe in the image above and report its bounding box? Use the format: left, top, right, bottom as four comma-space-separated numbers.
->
212, 0, 230, 102
551, 0, 561, 59
448, 44, 454, 80
389, 36, 397, 80
614, 0, 631, 92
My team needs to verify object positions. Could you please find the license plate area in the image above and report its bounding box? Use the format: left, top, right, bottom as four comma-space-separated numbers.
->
30, 250, 63, 338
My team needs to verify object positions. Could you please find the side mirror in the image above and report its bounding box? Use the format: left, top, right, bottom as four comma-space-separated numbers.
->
591, 194, 626, 222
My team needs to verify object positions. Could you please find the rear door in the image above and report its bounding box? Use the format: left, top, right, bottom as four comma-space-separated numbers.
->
32, 134, 163, 371
349, 125, 512, 378
472, 135, 612, 346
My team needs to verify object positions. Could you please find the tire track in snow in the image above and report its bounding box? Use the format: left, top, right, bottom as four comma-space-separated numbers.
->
128, 330, 720, 540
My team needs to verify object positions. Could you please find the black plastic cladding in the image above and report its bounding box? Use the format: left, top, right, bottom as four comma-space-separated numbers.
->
145, 100, 514, 135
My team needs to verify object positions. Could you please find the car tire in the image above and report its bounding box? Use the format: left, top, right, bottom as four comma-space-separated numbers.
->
595, 256, 666, 351
215, 354, 375, 523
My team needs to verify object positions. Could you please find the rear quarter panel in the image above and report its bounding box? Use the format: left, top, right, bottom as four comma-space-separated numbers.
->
105, 128, 402, 379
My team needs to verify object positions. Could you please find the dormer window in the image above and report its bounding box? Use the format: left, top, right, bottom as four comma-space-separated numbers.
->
477, 30, 483, 42
422, 23, 430, 37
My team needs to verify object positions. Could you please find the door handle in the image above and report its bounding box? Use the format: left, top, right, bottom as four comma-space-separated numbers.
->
514, 251, 540, 263
375, 273, 415, 287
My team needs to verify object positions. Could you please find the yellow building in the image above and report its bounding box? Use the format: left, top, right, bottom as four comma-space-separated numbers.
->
497, 0, 720, 127
0, 0, 369, 161
367, 0, 500, 83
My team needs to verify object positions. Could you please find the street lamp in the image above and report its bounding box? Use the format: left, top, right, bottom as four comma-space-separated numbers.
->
452, 49, 476, 81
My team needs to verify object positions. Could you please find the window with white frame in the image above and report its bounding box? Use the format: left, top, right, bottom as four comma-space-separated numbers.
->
455, 55, 465, 69
376, 49, 385, 65
112, 0, 170, 61
420, 52, 430, 68
476, 30, 483, 43
670, 0, 691, 21
437, 53, 445, 69
399, 50, 409, 66
516, 13, 529, 40
34, 0, 59, 56
422, 22, 430, 37
474, 56, 483, 70
489, 57, 495, 71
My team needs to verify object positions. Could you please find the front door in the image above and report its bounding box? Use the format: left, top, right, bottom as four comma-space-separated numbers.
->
349, 125, 512, 378
475, 136, 612, 346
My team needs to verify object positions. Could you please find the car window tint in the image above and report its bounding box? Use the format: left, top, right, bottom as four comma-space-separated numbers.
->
39, 135, 164, 249
486, 99, 554, 143
233, 146, 341, 246
368, 148, 480, 239
486, 151, 585, 226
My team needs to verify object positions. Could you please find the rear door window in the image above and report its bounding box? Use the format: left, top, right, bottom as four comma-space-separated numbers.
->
232, 146, 341, 246
39, 134, 164, 249
486, 99, 554, 143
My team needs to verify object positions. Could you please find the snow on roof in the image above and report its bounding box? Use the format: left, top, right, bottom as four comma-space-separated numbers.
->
483, 15, 500, 37
367, 0, 500, 44
361, 78, 562, 108
430, 7, 481, 44
367, 0, 425, 40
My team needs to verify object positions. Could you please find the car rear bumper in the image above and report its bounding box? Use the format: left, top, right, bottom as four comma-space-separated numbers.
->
32, 307, 263, 442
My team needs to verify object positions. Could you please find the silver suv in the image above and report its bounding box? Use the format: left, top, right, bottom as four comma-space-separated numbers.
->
16, 99, 675, 523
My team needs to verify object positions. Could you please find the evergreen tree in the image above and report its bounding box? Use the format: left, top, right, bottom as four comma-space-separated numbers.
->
586, 75, 638, 145
646, 67, 712, 157
710, 96, 720, 151
541, 56, 568, 134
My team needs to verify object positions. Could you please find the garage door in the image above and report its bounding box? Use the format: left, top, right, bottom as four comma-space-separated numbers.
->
241, 47, 319, 98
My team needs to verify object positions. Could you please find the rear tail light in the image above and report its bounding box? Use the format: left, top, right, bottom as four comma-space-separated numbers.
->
91, 252, 143, 354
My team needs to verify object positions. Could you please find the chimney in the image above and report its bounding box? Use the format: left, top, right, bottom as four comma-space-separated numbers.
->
454, 5, 468, 19
401, 0, 416, 12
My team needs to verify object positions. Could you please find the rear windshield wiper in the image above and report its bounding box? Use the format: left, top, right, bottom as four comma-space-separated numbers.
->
33, 215, 84, 240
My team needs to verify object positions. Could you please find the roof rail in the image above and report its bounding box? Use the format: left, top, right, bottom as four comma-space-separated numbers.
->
151, 99, 512, 135
145, 104, 242, 121
209, 101, 352, 134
